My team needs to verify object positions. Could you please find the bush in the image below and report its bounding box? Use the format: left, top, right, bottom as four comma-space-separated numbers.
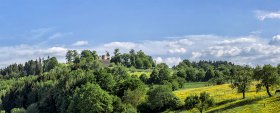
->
146, 85, 182, 112
184, 92, 214, 113
184, 95, 199, 110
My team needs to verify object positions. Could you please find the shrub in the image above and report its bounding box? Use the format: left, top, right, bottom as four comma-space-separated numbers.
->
146, 85, 181, 112
184, 92, 214, 113
184, 95, 199, 109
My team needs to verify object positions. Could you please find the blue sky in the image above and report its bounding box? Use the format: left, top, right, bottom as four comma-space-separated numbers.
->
1, 0, 280, 66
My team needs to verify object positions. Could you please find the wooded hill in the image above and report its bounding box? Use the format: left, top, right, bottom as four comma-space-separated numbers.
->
0, 49, 279, 113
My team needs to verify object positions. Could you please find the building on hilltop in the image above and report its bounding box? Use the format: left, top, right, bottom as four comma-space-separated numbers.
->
99, 51, 111, 66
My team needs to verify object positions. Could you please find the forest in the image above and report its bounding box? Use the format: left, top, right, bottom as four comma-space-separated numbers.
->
0, 49, 280, 113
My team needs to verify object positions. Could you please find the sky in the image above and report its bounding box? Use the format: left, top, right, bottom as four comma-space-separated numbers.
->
1, 0, 280, 67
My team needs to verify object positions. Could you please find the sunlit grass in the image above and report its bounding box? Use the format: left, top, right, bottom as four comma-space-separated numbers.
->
128, 70, 151, 77
181, 82, 209, 89
173, 82, 280, 113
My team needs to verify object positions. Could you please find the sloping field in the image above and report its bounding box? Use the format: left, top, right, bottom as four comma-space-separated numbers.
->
173, 83, 280, 113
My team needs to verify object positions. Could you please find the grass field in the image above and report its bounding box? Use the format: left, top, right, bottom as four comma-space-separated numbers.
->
181, 82, 209, 89
128, 69, 152, 77
172, 82, 280, 113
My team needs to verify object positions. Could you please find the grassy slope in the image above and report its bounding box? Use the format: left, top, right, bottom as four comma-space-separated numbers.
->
173, 83, 280, 113
181, 82, 209, 89
128, 69, 152, 77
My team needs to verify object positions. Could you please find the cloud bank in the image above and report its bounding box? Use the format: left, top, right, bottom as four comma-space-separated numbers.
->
255, 10, 280, 21
1, 34, 280, 67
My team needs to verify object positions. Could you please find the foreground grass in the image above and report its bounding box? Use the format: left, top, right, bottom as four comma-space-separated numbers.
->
172, 83, 280, 113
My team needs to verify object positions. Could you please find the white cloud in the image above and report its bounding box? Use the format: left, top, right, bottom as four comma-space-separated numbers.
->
269, 35, 280, 45
168, 48, 187, 54
91, 34, 280, 66
103, 42, 137, 49
3, 34, 280, 68
191, 52, 202, 60
255, 10, 280, 21
46, 47, 68, 56
0, 45, 68, 67
189, 35, 280, 66
73, 41, 89, 46
218, 37, 257, 45
155, 57, 182, 67
48, 32, 73, 39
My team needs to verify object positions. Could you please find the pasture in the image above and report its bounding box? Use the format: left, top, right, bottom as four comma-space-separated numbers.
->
172, 82, 280, 113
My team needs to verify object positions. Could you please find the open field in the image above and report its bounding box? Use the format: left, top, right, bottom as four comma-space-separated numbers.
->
128, 69, 152, 77
172, 83, 280, 113
181, 82, 209, 89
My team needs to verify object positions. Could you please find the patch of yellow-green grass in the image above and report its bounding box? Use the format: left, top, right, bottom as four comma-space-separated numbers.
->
181, 82, 209, 89
173, 83, 280, 113
128, 71, 151, 77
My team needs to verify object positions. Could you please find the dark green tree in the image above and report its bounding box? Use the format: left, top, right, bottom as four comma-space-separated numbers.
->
67, 83, 114, 113
146, 85, 181, 112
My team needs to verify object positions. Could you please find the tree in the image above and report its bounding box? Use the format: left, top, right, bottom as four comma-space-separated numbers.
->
66, 50, 78, 63
111, 48, 122, 64
158, 66, 172, 83
204, 69, 215, 81
184, 92, 214, 113
230, 66, 252, 99
139, 73, 148, 84
186, 67, 197, 81
254, 64, 280, 97
80, 50, 93, 58
122, 86, 147, 107
129, 49, 136, 67
95, 72, 116, 93
135, 59, 143, 69
43, 57, 58, 72
149, 69, 160, 84
196, 92, 214, 113
38, 92, 58, 113
67, 83, 114, 113
146, 85, 181, 112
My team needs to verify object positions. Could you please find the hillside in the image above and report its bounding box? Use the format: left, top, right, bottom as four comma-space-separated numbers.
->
173, 83, 280, 113
1, 49, 280, 113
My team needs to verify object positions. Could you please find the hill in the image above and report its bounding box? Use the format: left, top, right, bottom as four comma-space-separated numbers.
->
173, 82, 280, 113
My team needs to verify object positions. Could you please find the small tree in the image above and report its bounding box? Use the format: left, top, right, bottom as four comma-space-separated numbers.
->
230, 66, 252, 99
254, 65, 280, 97
184, 92, 214, 113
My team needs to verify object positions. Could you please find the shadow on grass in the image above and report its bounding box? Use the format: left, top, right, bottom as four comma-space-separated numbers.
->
207, 97, 264, 113
215, 99, 238, 106
271, 96, 280, 102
